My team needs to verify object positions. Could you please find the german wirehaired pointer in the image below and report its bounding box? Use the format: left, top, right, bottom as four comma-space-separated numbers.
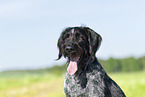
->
57, 27, 126, 97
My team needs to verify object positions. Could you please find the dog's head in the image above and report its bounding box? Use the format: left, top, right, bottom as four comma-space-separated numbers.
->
57, 27, 102, 75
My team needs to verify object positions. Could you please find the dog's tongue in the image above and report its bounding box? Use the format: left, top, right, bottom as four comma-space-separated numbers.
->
67, 60, 78, 75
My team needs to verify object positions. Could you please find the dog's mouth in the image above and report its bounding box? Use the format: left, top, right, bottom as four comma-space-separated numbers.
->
67, 53, 80, 75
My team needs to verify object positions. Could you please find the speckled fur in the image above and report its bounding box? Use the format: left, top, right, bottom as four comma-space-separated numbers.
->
64, 58, 126, 97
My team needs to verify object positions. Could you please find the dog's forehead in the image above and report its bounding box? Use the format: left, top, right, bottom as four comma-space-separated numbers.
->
63, 27, 87, 37
72, 28, 86, 35
71, 29, 75, 34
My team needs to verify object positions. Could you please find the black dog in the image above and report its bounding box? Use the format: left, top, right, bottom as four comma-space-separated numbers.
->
57, 27, 126, 97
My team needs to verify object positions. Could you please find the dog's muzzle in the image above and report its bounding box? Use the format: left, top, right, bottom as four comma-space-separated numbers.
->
65, 45, 80, 75
65, 46, 74, 53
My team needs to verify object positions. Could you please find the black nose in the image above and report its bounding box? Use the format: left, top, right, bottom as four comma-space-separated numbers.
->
65, 46, 73, 52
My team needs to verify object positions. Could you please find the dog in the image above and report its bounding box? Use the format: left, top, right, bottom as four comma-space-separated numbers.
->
57, 26, 126, 97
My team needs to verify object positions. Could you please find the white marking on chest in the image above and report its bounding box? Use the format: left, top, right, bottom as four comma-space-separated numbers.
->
71, 29, 74, 34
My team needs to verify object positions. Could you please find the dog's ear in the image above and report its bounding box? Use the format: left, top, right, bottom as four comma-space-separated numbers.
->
56, 36, 63, 60
84, 27, 102, 61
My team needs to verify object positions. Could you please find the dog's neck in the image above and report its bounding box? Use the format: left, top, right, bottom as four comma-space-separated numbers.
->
67, 57, 101, 89
74, 56, 97, 76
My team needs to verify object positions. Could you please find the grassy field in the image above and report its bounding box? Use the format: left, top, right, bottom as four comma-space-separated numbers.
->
0, 71, 145, 97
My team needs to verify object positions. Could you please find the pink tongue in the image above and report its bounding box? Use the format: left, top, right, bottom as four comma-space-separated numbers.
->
67, 61, 78, 75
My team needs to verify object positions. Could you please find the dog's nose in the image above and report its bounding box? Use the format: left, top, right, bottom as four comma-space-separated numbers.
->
65, 46, 73, 52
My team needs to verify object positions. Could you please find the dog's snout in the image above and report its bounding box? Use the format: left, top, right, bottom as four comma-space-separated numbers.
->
65, 46, 74, 52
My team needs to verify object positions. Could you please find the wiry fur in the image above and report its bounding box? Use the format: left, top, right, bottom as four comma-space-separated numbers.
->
57, 26, 126, 97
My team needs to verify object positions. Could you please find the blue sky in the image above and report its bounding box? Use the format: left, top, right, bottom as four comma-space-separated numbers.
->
0, 0, 145, 71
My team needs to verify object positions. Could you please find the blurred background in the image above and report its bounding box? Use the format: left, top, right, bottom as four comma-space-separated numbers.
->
0, 0, 145, 97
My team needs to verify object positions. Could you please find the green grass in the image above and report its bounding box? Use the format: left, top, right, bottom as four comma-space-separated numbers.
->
109, 72, 145, 97
0, 71, 145, 97
0, 71, 65, 97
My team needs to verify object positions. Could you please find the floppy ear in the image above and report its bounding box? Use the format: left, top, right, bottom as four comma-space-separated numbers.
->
84, 27, 102, 61
56, 36, 63, 60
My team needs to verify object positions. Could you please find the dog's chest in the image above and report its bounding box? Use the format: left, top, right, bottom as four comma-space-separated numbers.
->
64, 71, 106, 97
64, 74, 90, 96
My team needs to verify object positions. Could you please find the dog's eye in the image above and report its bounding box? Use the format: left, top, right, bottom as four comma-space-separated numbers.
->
65, 34, 70, 40
79, 37, 82, 40
76, 33, 82, 40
